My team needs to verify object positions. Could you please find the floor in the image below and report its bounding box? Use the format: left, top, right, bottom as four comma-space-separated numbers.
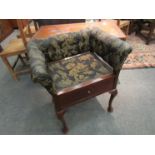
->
0, 31, 155, 135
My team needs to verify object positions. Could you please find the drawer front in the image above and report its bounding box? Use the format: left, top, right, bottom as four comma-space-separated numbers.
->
55, 76, 114, 109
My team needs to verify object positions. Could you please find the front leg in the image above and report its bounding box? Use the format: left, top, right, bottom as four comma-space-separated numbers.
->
56, 110, 69, 134
107, 89, 118, 112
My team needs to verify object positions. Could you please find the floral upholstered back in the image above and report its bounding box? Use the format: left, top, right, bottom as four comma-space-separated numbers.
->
34, 30, 90, 63
28, 27, 132, 94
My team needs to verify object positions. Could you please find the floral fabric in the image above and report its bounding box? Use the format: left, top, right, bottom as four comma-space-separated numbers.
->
48, 53, 110, 93
28, 27, 132, 94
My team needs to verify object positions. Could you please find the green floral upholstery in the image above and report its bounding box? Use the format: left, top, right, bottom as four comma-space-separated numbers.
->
89, 28, 132, 73
28, 27, 132, 94
48, 53, 111, 93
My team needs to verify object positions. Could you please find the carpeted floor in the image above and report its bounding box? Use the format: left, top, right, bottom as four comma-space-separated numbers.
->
0, 31, 155, 135
123, 33, 155, 69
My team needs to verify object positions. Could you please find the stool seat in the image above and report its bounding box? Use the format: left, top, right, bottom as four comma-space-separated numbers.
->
49, 52, 112, 93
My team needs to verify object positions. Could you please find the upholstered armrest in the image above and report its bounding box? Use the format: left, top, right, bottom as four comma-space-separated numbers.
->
90, 28, 132, 73
28, 40, 53, 93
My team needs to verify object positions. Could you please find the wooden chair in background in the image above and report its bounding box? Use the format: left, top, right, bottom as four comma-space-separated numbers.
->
0, 19, 37, 80
135, 19, 155, 45
18, 19, 38, 38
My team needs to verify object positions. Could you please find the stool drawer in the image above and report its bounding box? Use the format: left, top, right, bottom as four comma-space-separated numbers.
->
54, 76, 114, 109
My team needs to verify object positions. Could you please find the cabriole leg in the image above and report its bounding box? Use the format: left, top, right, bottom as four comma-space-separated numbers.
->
107, 89, 118, 112
56, 110, 68, 134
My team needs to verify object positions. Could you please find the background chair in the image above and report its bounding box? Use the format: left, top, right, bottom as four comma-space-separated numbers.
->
0, 19, 37, 80
28, 28, 132, 133
136, 19, 155, 44
18, 19, 38, 38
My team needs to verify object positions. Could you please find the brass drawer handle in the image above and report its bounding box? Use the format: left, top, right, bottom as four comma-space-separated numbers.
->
87, 90, 91, 94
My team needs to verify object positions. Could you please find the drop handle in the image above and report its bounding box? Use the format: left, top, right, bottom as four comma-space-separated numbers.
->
87, 90, 91, 94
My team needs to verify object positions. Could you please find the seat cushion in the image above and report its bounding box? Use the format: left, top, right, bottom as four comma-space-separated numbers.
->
48, 52, 112, 93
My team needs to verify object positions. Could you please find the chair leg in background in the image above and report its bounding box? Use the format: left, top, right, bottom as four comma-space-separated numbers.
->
19, 55, 27, 66
1, 56, 18, 80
